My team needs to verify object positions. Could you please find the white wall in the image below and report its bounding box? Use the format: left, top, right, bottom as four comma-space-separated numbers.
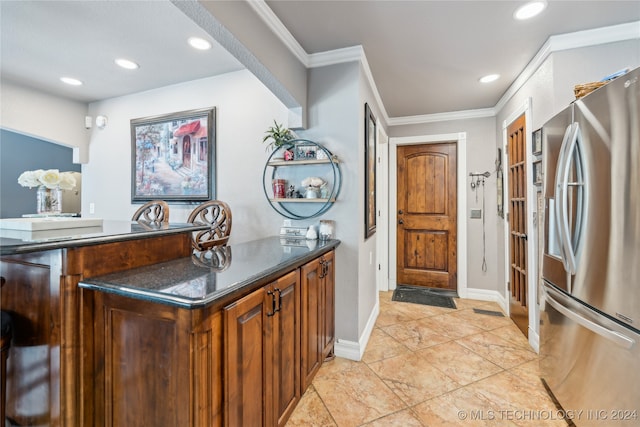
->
0, 79, 90, 162
83, 70, 291, 244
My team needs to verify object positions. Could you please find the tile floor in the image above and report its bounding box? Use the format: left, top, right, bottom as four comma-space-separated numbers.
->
286, 291, 567, 427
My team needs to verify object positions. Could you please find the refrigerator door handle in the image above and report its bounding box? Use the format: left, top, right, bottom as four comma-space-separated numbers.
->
554, 123, 578, 274
546, 292, 635, 350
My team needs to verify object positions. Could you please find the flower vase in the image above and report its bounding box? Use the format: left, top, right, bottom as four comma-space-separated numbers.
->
37, 185, 62, 215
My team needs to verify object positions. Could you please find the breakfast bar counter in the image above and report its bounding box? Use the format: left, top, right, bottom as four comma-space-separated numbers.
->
79, 236, 339, 309
79, 236, 339, 427
0, 220, 205, 426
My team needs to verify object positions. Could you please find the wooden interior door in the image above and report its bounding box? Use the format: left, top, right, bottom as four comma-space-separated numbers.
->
507, 114, 529, 337
396, 143, 457, 291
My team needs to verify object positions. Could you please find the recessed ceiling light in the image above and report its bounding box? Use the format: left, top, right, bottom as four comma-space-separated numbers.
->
60, 77, 83, 86
188, 37, 212, 50
480, 74, 500, 83
514, 1, 547, 20
115, 58, 139, 70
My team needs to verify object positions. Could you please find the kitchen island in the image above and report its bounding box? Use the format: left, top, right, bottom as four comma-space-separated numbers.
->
0, 220, 207, 426
79, 236, 339, 427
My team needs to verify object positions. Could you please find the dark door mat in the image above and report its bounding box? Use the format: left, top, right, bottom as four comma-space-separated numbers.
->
473, 308, 505, 317
392, 285, 457, 309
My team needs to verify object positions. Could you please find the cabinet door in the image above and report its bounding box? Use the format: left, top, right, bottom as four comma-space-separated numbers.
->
224, 287, 267, 427
300, 258, 322, 391
271, 271, 301, 427
321, 251, 336, 360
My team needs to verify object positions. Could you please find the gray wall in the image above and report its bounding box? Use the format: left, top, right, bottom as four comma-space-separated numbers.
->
0, 129, 81, 218
303, 62, 362, 343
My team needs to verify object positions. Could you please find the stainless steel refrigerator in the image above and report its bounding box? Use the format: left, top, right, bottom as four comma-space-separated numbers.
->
540, 67, 640, 425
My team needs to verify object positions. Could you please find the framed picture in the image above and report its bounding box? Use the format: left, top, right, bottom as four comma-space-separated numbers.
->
364, 103, 377, 238
294, 143, 317, 160
533, 160, 542, 186
131, 107, 215, 202
532, 128, 542, 155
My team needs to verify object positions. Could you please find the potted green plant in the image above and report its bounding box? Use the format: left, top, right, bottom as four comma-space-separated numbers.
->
262, 121, 294, 153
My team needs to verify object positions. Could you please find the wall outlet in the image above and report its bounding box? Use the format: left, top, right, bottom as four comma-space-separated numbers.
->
89, 202, 95, 214
470, 208, 482, 219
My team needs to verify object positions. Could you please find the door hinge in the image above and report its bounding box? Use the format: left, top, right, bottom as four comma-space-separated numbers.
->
378, 264, 381, 271
506, 212, 509, 222
505, 145, 509, 155
507, 281, 511, 291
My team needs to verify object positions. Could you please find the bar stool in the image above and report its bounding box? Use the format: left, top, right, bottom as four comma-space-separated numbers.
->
1, 277, 12, 425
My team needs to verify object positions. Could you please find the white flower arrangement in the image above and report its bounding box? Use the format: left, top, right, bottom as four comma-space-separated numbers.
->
301, 176, 325, 188
18, 169, 77, 190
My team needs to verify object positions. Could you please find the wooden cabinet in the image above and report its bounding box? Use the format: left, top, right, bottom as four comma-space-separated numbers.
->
0, 232, 193, 427
224, 270, 300, 427
88, 292, 223, 427
300, 250, 335, 391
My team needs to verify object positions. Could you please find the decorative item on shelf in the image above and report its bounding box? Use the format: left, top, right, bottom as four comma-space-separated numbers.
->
316, 149, 328, 161
319, 220, 335, 241
18, 169, 77, 214
284, 148, 295, 161
294, 143, 317, 160
286, 185, 296, 199
262, 120, 294, 154
272, 179, 286, 198
302, 177, 324, 199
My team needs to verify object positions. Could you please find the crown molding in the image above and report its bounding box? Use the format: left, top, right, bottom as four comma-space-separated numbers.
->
251, 2, 639, 126
308, 45, 364, 68
494, 21, 639, 114
388, 108, 496, 127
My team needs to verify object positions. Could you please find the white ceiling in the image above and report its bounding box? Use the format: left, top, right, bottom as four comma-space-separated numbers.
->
2, 1, 639, 119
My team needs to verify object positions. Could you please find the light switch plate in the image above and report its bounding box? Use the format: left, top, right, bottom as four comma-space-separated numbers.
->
470, 209, 482, 219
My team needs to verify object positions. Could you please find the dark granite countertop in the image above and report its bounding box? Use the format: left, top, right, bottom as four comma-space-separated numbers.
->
0, 220, 207, 255
79, 236, 340, 309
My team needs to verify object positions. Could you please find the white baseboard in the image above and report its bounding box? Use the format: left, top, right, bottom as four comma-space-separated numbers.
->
465, 288, 508, 313
528, 328, 540, 354
334, 300, 380, 361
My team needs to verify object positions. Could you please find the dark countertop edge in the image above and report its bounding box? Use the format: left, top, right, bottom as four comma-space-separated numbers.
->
79, 239, 341, 310
0, 223, 208, 256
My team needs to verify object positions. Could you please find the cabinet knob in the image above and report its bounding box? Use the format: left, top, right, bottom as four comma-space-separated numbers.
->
398, 219, 404, 225
398, 209, 403, 215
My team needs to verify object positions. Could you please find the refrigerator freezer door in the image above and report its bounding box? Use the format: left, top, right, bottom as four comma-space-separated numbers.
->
540, 282, 640, 425
571, 68, 640, 328
542, 106, 572, 292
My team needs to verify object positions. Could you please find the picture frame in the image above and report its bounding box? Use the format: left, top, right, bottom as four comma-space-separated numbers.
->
294, 143, 316, 160
532, 128, 542, 155
131, 107, 215, 203
533, 160, 542, 186
364, 103, 377, 238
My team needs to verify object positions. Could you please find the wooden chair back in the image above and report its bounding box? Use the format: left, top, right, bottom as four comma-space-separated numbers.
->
187, 200, 232, 250
131, 200, 170, 225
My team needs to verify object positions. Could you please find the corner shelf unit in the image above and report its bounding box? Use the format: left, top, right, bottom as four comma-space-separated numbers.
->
262, 139, 342, 220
